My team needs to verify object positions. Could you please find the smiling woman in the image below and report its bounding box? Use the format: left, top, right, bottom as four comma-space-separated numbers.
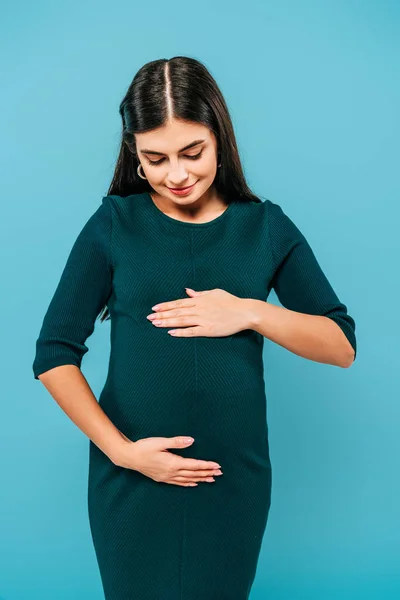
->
32, 55, 356, 600
135, 118, 227, 211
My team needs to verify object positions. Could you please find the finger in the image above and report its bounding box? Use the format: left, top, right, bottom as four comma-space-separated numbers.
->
172, 476, 215, 483
176, 469, 222, 477
151, 298, 196, 312
186, 289, 210, 295
167, 480, 198, 487
175, 458, 221, 470
168, 326, 203, 337
152, 317, 196, 327
150, 308, 198, 319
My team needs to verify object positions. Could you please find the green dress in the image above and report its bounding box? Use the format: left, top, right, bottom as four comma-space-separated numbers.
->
32, 192, 356, 599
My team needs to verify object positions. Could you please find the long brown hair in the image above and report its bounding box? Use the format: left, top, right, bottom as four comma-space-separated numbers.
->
99, 56, 262, 322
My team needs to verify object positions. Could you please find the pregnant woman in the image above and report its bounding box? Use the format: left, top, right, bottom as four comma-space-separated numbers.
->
33, 55, 357, 600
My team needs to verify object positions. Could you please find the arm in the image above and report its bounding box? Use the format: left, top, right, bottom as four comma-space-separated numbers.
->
33, 199, 130, 464
37, 365, 130, 464
246, 200, 356, 368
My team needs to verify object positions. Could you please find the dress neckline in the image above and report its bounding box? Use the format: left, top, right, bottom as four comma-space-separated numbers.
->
145, 191, 237, 229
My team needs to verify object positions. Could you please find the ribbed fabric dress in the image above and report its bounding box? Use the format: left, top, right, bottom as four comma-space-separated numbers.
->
32, 192, 356, 600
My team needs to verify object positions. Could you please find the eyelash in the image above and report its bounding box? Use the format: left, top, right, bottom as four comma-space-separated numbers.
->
145, 150, 203, 166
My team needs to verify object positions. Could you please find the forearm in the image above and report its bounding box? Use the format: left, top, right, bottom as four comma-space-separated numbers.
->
38, 364, 131, 464
243, 299, 355, 368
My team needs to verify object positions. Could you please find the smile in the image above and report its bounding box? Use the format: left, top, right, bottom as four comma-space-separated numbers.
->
167, 181, 198, 195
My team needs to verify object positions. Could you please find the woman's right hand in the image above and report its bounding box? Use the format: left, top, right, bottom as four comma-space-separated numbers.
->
115, 436, 223, 486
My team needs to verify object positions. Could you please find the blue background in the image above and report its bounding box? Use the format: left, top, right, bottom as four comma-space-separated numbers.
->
1, 1, 399, 598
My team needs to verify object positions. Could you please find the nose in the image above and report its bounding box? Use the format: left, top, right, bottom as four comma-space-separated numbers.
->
167, 162, 190, 186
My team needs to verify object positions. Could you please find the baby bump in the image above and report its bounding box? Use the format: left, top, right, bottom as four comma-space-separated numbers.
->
100, 323, 267, 451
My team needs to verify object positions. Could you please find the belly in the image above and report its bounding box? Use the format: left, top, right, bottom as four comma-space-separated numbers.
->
99, 320, 269, 466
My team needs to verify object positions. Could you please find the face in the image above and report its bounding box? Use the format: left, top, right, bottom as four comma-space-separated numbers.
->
134, 118, 220, 207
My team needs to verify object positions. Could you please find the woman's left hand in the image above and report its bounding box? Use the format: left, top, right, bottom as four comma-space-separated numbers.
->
147, 287, 254, 337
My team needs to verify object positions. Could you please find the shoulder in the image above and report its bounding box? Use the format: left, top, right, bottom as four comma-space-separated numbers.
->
69, 197, 115, 252
261, 198, 306, 243
235, 197, 268, 222
81, 196, 113, 234
101, 192, 145, 208
240, 197, 308, 267
101, 192, 147, 220
239, 197, 298, 236
262, 198, 292, 225
237, 197, 286, 221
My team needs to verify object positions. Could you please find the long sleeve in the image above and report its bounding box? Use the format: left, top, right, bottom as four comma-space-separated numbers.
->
266, 199, 357, 359
32, 198, 113, 379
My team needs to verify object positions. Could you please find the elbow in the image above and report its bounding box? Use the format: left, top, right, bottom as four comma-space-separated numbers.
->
325, 317, 356, 369
339, 351, 356, 368
338, 340, 356, 368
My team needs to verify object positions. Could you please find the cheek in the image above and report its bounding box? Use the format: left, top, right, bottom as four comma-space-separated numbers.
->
147, 170, 166, 186
197, 156, 218, 177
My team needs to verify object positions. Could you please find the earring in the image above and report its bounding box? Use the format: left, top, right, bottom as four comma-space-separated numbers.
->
137, 163, 147, 179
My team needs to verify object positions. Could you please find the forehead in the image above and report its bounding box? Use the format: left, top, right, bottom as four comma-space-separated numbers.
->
135, 119, 213, 153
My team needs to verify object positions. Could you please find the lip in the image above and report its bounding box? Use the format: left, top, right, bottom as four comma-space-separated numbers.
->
167, 181, 198, 195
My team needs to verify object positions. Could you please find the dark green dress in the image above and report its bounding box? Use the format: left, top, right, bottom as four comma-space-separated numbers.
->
32, 192, 356, 599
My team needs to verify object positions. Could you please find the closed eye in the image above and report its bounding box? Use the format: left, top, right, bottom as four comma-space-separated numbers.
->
145, 150, 203, 166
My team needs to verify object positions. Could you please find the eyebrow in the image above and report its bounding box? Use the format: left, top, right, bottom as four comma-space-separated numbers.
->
139, 139, 206, 156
